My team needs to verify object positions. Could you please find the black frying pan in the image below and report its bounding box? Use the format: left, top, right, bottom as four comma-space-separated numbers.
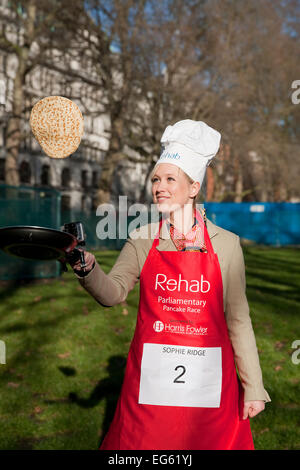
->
0, 225, 78, 261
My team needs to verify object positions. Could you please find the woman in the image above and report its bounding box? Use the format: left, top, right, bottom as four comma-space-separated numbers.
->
68, 120, 270, 450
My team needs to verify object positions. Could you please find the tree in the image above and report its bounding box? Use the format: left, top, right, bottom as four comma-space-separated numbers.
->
0, 0, 80, 186
84, 0, 300, 204
74, 0, 221, 204
1, 0, 298, 204
196, 0, 300, 201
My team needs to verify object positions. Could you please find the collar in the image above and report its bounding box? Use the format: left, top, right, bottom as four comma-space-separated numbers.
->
159, 217, 218, 240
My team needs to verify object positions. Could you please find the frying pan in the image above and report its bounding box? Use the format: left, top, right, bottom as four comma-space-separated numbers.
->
0, 225, 78, 262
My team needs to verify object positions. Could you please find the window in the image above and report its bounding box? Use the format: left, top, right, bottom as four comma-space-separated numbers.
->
41, 165, 50, 186
61, 168, 71, 188
19, 161, 31, 184
81, 170, 88, 188
0, 158, 4, 181
92, 171, 99, 188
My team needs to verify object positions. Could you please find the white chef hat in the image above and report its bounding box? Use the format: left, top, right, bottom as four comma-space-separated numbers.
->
154, 119, 221, 186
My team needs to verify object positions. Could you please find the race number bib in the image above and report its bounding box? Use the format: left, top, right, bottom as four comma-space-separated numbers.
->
138, 343, 222, 408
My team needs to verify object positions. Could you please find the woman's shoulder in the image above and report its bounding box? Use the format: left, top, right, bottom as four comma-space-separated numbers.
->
206, 218, 239, 242
207, 218, 241, 260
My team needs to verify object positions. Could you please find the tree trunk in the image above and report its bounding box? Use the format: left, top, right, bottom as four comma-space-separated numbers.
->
233, 150, 243, 202
234, 170, 243, 203
96, 115, 125, 206
4, 0, 36, 186
206, 166, 214, 201
4, 71, 24, 186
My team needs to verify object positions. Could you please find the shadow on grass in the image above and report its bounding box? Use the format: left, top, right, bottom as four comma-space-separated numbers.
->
45, 355, 126, 448
243, 246, 300, 274
0, 279, 27, 303
243, 247, 300, 306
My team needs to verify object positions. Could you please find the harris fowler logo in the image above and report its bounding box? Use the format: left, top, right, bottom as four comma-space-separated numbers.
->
153, 321, 207, 336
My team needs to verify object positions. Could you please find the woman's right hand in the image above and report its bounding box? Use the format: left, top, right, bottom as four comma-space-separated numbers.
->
66, 248, 96, 273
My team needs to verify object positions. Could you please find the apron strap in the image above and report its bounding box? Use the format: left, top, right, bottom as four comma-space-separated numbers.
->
152, 217, 164, 249
194, 208, 215, 255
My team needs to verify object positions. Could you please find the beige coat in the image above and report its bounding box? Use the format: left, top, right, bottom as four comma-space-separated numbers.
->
76, 218, 271, 403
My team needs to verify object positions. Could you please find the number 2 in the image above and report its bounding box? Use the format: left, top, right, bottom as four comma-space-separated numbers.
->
174, 365, 186, 383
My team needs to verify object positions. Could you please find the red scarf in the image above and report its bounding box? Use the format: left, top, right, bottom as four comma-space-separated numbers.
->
167, 208, 207, 252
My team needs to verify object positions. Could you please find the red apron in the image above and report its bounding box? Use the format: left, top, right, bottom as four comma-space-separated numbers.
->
100, 211, 254, 450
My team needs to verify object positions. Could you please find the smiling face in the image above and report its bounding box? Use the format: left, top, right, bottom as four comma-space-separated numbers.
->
151, 163, 200, 215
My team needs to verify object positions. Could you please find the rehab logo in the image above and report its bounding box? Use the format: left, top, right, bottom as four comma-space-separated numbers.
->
153, 321, 164, 332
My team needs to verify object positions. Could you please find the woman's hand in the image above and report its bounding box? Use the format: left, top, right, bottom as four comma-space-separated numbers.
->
66, 248, 96, 272
243, 400, 265, 419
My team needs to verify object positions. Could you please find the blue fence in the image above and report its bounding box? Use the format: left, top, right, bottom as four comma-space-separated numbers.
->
205, 202, 300, 246
62, 202, 300, 248
1, 190, 300, 281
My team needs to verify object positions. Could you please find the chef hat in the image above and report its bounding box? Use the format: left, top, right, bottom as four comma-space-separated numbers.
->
154, 119, 221, 185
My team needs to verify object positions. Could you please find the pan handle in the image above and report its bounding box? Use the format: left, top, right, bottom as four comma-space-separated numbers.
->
58, 248, 86, 273
65, 247, 87, 269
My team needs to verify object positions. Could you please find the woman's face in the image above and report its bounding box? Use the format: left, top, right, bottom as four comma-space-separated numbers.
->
151, 163, 199, 214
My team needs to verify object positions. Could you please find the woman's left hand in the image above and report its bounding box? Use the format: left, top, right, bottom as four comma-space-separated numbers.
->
243, 400, 265, 419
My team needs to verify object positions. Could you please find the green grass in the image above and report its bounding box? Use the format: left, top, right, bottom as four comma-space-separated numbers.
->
0, 246, 299, 450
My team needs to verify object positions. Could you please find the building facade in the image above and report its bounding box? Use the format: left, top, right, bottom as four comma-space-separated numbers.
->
0, 0, 114, 213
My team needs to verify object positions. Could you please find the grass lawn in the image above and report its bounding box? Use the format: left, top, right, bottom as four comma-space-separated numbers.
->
0, 246, 299, 450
